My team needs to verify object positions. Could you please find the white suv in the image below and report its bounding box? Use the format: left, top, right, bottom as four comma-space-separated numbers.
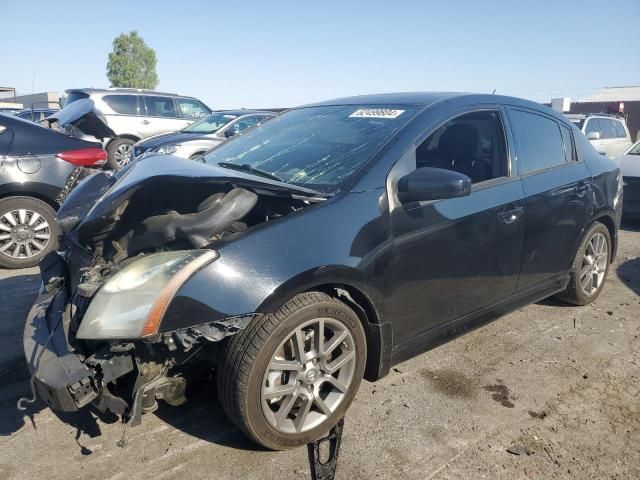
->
63, 88, 212, 168
566, 113, 632, 158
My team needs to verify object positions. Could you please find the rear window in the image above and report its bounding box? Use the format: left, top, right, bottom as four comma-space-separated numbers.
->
144, 96, 177, 117
614, 120, 627, 138
64, 92, 89, 106
103, 95, 139, 115
510, 109, 566, 174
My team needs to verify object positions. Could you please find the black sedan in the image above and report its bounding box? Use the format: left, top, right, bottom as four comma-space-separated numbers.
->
23, 93, 621, 450
0, 113, 106, 268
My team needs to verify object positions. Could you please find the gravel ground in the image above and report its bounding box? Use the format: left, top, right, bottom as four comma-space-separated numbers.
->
0, 222, 638, 480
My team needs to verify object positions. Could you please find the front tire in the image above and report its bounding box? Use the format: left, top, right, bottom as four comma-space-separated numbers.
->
0, 196, 59, 269
106, 138, 135, 170
217, 292, 367, 450
556, 222, 611, 305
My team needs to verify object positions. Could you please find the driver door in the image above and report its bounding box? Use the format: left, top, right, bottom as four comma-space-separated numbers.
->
388, 108, 525, 346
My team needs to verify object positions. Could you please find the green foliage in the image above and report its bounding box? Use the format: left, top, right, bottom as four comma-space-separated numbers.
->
106, 31, 158, 89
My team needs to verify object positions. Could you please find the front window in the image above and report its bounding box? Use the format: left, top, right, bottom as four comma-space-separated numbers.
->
182, 112, 238, 134
176, 98, 210, 119
202, 105, 417, 193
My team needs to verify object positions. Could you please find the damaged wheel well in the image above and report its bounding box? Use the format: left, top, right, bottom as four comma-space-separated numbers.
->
309, 283, 390, 382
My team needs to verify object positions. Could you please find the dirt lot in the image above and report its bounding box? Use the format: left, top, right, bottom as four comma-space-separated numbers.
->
0, 222, 638, 480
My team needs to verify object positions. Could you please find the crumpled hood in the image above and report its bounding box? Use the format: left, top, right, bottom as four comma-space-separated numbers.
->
57, 154, 324, 241
44, 98, 116, 140
136, 131, 214, 150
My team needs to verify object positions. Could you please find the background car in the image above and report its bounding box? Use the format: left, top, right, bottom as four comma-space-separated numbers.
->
566, 113, 632, 157
61, 88, 212, 169
614, 140, 640, 218
0, 113, 106, 268
24, 93, 622, 451
132, 110, 275, 160
14, 108, 60, 123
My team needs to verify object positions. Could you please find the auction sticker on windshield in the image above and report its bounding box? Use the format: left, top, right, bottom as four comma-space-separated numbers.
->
349, 109, 405, 119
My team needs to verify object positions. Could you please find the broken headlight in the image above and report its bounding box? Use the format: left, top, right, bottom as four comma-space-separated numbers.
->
76, 250, 218, 340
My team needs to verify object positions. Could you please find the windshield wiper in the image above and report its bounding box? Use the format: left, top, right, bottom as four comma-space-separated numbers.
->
217, 162, 284, 182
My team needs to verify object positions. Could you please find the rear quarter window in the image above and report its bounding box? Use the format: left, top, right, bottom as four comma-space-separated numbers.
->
103, 95, 140, 115
509, 109, 566, 174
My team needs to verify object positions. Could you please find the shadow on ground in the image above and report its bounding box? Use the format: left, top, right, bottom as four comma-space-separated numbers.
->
153, 372, 264, 451
617, 257, 640, 296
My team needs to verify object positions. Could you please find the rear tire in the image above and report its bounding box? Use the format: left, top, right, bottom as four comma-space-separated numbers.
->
217, 292, 366, 450
0, 196, 59, 269
106, 138, 135, 170
556, 222, 611, 305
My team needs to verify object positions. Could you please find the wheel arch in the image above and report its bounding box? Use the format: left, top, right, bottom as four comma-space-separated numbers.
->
591, 212, 617, 262
257, 269, 392, 382
106, 134, 140, 149
0, 183, 60, 210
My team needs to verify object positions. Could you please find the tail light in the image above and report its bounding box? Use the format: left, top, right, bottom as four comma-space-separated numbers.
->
56, 148, 107, 167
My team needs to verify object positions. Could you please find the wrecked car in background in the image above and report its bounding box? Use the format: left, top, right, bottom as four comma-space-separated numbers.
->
24, 93, 621, 450
0, 113, 106, 269
47, 88, 212, 169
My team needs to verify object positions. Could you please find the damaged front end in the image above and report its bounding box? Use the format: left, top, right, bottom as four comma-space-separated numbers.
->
22, 154, 323, 424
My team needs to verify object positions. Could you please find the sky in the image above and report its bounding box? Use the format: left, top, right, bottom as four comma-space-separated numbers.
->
2, 0, 640, 109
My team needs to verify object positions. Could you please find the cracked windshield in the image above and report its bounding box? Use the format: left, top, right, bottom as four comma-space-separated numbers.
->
203, 105, 416, 192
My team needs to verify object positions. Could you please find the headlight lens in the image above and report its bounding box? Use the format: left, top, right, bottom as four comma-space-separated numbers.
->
155, 144, 179, 154
76, 250, 218, 340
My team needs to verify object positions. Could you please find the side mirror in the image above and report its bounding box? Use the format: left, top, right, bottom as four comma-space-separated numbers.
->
224, 129, 237, 139
397, 167, 471, 203
587, 131, 601, 140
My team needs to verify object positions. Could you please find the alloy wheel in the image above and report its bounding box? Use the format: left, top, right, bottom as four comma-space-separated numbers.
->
0, 209, 52, 259
580, 232, 608, 295
115, 143, 133, 167
261, 317, 357, 434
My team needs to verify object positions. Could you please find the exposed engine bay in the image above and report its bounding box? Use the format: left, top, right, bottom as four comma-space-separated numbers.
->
29, 158, 325, 425
97, 180, 308, 262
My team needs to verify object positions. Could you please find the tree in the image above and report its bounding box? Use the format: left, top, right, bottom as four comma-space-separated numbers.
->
106, 31, 158, 89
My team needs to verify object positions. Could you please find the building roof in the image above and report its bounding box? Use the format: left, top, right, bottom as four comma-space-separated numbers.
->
578, 86, 640, 103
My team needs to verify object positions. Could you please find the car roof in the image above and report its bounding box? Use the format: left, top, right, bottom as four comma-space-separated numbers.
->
301, 92, 556, 111
0, 112, 45, 126
66, 88, 197, 99
216, 109, 276, 116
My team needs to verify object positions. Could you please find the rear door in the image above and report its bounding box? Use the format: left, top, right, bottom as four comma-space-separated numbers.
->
101, 94, 144, 138
508, 108, 592, 292
389, 108, 525, 345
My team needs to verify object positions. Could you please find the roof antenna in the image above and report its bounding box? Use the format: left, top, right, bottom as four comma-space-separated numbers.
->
492, 89, 496, 95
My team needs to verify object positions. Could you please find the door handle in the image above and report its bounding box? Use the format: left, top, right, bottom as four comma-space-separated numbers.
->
498, 206, 524, 224
141, 119, 150, 125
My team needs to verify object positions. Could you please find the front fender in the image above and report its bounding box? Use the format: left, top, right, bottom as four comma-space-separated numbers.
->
158, 188, 393, 332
